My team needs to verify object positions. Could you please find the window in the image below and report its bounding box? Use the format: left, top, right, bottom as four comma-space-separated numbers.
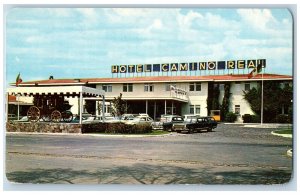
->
189, 82, 201, 91
123, 83, 133, 92
144, 83, 154, 92
165, 83, 176, 91
245, 82, 250, 91
102, 84, 112, 92
235, 105, 240, 114
195, 105, 201, 114
189, 105, 194, 114
189, 105, 200, 114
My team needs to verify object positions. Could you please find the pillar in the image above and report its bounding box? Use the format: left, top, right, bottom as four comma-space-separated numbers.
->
154, 101, 156, 120
17, 94, 20, 120
95, 100, 99, 116
102, 96, 105, 122
164, 100, 167, 115
79, 92, 83, 124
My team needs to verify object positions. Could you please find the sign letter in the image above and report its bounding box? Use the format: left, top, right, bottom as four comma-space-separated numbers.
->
111, 65, 119, 73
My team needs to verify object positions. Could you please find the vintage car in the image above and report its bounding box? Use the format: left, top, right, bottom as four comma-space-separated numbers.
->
124, 116, 153, 126
160, 115, 184, 131
121, 114, 135, 121
183, 114, 200, 122
172, 116, 218, 133
151, 116, 168, 130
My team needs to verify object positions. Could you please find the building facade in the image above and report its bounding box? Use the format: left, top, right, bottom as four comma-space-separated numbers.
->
13, 73, 292, 122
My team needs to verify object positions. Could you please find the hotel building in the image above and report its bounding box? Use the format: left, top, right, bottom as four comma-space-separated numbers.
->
13, 72, 292, 122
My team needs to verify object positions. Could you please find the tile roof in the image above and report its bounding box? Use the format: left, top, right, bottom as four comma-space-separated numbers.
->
16, 73, 292, 86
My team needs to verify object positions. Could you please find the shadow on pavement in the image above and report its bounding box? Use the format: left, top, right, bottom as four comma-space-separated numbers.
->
6, 163, 292, 184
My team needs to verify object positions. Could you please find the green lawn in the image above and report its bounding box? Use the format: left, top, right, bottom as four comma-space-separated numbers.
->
273, 129, 293, 135
145, 130, 170, 135
85, 130, 170, 135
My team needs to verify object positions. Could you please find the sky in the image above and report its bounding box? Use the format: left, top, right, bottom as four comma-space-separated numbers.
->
5, 7, 293, 84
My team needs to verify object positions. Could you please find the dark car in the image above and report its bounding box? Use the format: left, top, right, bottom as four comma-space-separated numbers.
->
172, 116, 218, 133
162, 115, 184, 131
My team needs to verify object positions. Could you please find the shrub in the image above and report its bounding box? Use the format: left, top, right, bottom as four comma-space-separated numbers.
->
242, 114, 260, 123
82, 122, 152, 134
225, 112, 237, 122
275, 114, 290, 123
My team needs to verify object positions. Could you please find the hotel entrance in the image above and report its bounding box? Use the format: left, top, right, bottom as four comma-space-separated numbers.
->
123, 100, 184, 120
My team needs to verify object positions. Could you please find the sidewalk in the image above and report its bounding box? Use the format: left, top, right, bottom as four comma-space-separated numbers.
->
271, 131, 292, 138
224, 123, 292, 129
5, 131, 178, 138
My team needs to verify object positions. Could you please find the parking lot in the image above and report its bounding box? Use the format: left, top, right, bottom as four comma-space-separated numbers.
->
5, 123, 293, 185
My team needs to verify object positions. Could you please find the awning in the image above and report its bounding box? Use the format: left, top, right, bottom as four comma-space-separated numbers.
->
7, 86, 105, 97
6, 86, 106, 124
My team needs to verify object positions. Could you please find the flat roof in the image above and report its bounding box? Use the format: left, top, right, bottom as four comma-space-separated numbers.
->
7, 86, 105, 97
14, 73, 292, 86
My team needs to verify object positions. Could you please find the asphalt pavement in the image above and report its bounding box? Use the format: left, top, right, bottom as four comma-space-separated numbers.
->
5, 123, 293, 185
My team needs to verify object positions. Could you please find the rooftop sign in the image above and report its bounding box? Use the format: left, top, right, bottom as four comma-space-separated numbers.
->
111, 59, 266, 73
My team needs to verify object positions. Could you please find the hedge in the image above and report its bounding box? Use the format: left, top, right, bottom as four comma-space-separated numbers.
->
82, 122, 152, 134
275, 114, 291, 123
242, 114, 260, 123
225, 112, 237, 122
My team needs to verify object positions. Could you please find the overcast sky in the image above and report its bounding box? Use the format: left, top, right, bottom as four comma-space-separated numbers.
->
5, 8, 293, 83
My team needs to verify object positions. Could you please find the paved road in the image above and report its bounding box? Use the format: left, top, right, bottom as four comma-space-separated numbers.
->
5, 124, 293, 185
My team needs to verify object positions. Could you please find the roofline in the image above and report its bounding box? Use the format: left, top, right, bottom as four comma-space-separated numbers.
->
15, 74, 293, 86
104, 97, 188, 102
87, 79, 215, 84
214, 78, 293, 82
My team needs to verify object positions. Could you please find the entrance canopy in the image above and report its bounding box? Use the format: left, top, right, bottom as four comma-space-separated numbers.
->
7, 86, 104, 97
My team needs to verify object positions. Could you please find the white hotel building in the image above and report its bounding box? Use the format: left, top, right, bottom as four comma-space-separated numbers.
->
15, 73, 292, 122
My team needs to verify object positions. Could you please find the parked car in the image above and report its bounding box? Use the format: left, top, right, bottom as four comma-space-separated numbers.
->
161, 115, 184, 131
172, 116, 218, 133
82, 116, 104, 124
121, 114, 135, 121
183, 114, 200, 122
151, 116, 167, 130
138, 113, 149, 117
124, 116, 153, 126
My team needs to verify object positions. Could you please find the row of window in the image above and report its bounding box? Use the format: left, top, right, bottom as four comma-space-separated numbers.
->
102, 82, 202, 92
189, 105, 241, 115
102, 82, 252, 92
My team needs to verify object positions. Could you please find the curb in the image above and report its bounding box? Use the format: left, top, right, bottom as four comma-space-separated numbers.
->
287, 149, 293, 157
271, 131, 292, 138
5, 132, 176, 138
224, 123, 292, 129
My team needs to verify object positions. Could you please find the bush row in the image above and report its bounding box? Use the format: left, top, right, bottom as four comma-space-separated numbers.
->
82, 122, 152, 134
242, 114, 291, 123
224, 113, 291, 123
242, 114, 260, 123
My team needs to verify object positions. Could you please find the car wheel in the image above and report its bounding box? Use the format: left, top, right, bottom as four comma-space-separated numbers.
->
189, 127, 194, 134
207, 127, 212, 132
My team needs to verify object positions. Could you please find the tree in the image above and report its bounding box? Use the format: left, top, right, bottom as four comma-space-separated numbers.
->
243, 81, 293, 123
111, 93, 127, 117
220, 83, 231, 121
206, 82, 220, 115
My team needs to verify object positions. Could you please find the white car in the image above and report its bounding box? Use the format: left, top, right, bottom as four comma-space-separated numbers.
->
183, 114, 200, 123
121, 114, 135, 121
125, 116, 153, 125
82, 116, 103, 124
